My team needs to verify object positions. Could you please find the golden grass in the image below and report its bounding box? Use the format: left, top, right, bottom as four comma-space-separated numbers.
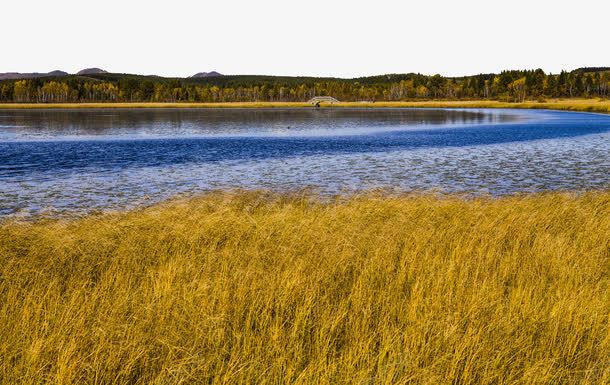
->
1, 99, 610, 113
334, 99, 610, 114
1, 192, 609, 384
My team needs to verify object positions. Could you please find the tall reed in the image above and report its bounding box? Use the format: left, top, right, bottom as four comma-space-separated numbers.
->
1, 192, 609, 384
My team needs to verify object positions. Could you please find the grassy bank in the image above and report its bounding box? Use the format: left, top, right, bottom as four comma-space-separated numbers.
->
337, 99, 610, 114
1, 192, 609, 384
1, 98, 610, 113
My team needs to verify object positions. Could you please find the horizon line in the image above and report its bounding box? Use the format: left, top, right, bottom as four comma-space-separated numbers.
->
2, 66, 608, 80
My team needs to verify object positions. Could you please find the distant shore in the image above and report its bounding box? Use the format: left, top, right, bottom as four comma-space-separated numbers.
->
1, 99, 609, 113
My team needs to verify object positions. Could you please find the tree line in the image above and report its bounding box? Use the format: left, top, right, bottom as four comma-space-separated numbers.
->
0, 69, 609, 103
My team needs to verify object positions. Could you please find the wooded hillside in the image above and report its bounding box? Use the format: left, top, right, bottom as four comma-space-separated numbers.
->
1, 69, 608, 103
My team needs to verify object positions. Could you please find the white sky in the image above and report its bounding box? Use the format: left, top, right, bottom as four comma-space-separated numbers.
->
3, 0, 609, 78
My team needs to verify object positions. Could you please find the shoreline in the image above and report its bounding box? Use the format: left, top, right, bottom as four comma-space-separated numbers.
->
4, 188, 610, 221
4, 188, 610, 220
0, 99, 609, 113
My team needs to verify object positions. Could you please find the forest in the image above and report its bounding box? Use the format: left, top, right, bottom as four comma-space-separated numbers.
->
0, 68, 609, 103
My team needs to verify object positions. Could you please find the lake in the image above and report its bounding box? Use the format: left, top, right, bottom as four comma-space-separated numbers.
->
0, 108, 608, 216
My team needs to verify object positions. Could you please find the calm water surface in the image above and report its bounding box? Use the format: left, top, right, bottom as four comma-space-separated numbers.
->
0, 108, 608, 216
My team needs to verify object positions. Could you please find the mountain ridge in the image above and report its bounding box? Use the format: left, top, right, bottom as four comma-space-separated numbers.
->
0, 70, 69, 80
76, 68, 109, 75
190, 71, 223, 78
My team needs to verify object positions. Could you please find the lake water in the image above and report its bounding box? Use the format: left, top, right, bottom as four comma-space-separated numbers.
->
0, 108, 608, 216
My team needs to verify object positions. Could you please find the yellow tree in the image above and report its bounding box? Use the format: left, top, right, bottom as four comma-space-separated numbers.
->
509, 77, 527, 102
13, 80, 30, 102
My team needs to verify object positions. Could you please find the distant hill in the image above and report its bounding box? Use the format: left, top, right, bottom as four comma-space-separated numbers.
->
48, 70, 68, 77
76, 68, 109, 75
190, 71, 223, 78
0, 70, 68, 80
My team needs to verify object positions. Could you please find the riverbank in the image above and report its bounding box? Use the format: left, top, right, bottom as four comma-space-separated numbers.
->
1, 191, 609, 383
1, 98, 610, 113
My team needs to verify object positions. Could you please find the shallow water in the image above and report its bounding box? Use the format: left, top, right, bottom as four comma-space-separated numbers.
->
0, 108, 608, 216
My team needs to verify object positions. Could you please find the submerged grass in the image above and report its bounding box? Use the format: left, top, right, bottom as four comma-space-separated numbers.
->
1, 99, 610, 113
1, 192, 609, 384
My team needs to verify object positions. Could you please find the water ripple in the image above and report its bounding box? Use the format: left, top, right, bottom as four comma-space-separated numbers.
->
0, 108, 608, 216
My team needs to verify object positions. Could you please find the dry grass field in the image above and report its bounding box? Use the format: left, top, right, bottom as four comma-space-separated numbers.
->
1, 98, 610, 114
1, 191, 609, 384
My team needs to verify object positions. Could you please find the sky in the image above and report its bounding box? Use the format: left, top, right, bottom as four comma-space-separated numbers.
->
3, 0, 610, 78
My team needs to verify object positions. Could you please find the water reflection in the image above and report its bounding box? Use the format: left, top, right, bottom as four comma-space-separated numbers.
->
0, 108, 521, 140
